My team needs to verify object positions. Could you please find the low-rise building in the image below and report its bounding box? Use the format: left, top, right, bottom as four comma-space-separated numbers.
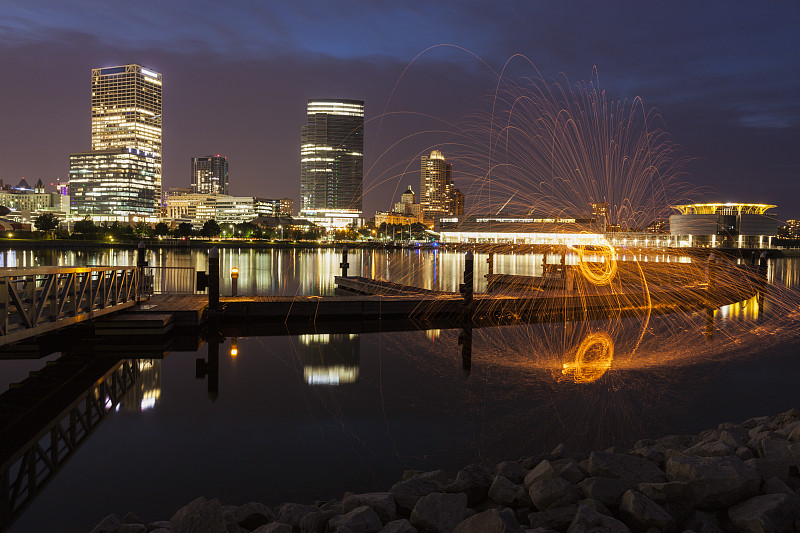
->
669, 203, 778, 248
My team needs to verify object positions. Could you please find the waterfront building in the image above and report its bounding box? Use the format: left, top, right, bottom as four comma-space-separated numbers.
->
375, 211, 418, 227
393, 186, 423, 224
300, 98, 364, 226
436, 215, 604, 245
164, 191, 217, 223
279, 198, 294, 217
420, 150, 451, 221
69, 148, 158, 220
779, 219, 800, 238
215, 196, 259, 226
0, 178, 70, 223
69, 64, 162, 221
669, 203, 778, 248
191, 155, 229, 195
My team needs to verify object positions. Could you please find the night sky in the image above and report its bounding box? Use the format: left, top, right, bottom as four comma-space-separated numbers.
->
1, 1, 798, 218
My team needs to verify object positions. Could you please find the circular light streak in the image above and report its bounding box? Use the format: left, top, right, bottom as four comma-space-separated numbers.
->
561, 331, 614, 383
571, 243, 618, 286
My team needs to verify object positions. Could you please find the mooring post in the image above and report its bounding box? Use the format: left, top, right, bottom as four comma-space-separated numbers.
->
486, 251, 495, 292
460, 250, 474, 310
136, 240, 146, 304
209, 247, 219, 311
458, 322, 472, 376
758, 251, 768, 278
231, 266, 239, 297
340, 245, 349, 277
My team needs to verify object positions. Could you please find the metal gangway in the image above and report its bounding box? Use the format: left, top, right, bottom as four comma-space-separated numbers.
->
0, 266, 140, 346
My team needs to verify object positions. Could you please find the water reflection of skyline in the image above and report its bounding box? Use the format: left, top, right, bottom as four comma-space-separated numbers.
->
298, 333, 360, 386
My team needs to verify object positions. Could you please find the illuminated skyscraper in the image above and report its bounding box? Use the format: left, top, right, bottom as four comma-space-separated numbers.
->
300, 99, 364, 214
192, 155, 229, 195
420, 150, 453, 220
70, 64, 162, 220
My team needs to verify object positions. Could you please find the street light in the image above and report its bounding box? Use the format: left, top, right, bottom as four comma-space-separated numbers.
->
278, 225, 283, 240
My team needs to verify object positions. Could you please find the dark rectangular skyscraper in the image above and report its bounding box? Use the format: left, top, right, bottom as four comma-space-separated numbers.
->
300, 99, 364, 212
192, 155, 229, 195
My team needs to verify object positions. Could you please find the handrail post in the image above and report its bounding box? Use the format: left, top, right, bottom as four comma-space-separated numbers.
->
137, 241, 146, 304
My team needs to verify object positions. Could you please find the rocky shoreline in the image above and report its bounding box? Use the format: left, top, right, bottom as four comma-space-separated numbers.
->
90, 408, 800, 533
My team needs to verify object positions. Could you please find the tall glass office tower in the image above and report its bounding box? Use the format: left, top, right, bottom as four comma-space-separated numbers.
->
192, 155, 229, 195
300, 99, 364, 214
70, 64, 162, 220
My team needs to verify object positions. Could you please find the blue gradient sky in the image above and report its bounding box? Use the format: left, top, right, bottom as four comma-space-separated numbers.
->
1, 1, 798, 216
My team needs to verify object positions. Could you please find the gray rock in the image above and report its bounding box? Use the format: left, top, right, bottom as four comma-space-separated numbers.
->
379, 518, 417, 532
391, 470, 450, 513
147, 521, 172, 530
445, 464, 494, 506
629, 446, 665, 466
232, 502, 272, 531
742, 416, 769, 431
762, 476, 796, 496
523, 460, 561, 489
788, 425, 800, 443
329, 505, 383, 533
276, 503, 320, 528
557, 462, 587, 485
527, 505, 579, 531
566, 504, 630, 533
452, 508, 519, 533
683, 511, 724, 533
299, 510, 337, 533
410, 492, 468, 533
777, 421, 800, 439
790, 442, 800, 469
655, 434, 696, 451
736, 447, 756, 461
149, 529, 171, 533
529, 477, 581, 511
719, 430, 747, 450
576, 498, 612, 516
636, 481, 694, 522
343, 492, 396, 524
496, 460, 527, 484
115, 525, 146, 533
665, 450, 760, 509
90, 514, 121, 533
578, 477, 631, 508
727, 493, 800, 533
758, 435, 794, 463
618, 490, 675, 532
488, 475, 531, 508
587, 451, 666, 486
551, 443, 568, 459
170, 497, 227, 533
745, 457, 789, 482
765, 408, 800, 431
684, 439, 737, 458
253, 524, 292, 533
121, 511, 143, 524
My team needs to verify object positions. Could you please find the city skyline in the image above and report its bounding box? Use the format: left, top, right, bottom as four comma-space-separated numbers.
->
0, 2, 798, 217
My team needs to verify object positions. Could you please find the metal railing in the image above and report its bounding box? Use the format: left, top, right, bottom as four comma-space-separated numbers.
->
142, 266, 198, 296
0, 266, 140, 346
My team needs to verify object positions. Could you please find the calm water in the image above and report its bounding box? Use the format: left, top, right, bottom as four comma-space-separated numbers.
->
2, 247, 800, 533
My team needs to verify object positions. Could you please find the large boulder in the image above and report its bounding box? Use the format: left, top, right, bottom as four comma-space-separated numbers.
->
253, 524, 291, 533
665, 450, 760, 509
745, 457, 789, 482
495, 461, 527, 485
636, 481, 694, 522
617, 490, 675, 532
578, 477, 631, 508
390, 470, 450, 514
727, 493, 800, 533
451, 508, 519, 533
328, 505, 383, 533
527, 505, 579, 531
410, 492, 468, 533
684, 439, 737, 458
566, 504, 630, 533
586, 451, 666, 486
232, 502, 272, 531
529, 477, 581, 511
342, 492, 397, 524
276, 503, 320, 528
170, 497, 228, 533
523, 460, 561, 489
445, 463, 494, 506
90, 515, 121, 533
487, 475, 530, 508
379, 519, 418, 532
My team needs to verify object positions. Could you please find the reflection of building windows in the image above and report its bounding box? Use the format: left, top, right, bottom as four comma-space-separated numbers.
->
120, 360, 162, 412
297, 334, 360, 386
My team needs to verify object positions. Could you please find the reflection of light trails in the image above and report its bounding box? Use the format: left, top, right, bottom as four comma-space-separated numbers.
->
571, 244, 617, 286
561, 331, 614, 383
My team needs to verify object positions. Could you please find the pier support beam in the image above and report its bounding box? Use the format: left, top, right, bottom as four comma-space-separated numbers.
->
209, 247, 219, 311
136, 241, 146, 304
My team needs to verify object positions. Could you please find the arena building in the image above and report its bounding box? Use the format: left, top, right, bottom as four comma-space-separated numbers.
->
669, 203, 778, 248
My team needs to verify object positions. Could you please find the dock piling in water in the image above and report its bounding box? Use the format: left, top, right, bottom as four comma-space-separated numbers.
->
340, 245, 350, 277
209, 247, 220, 311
